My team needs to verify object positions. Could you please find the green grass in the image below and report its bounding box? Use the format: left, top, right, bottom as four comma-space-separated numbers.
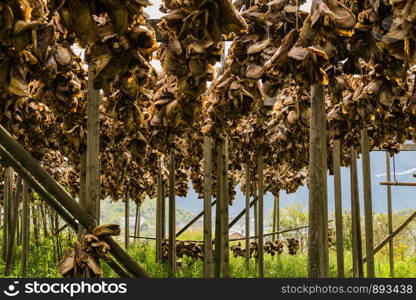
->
2, 235, 416, 278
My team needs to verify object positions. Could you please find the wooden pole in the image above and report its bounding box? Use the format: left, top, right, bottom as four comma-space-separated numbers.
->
134, 204, 141, 242
2, 168, 9, 260
254, 179, 258, 239
78, 153, 87, 241
203, 136, 213, 278
221, 137, 229, 278
156, 162, 163, 263
214, 141, 223, 278
360, 128, 375, 278
168, 152, 176, 277
176, 200, 216, 237
257, 153, 264, 278
5, 174, 21, 276
273, 193, 280, 241
21, 181, 29, 277
350, 147, 363, 278
125, 195, 130, 250
86, 66, 101, 222
363, 210, 416, 263
385, 152, 394, 277
308, 83, 328, 278
245, 164, 250, 270
333, 139, 344, 277
161, 178, 166, 240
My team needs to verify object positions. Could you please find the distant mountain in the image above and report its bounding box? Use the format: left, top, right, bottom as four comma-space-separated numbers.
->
176, 150, 416, 217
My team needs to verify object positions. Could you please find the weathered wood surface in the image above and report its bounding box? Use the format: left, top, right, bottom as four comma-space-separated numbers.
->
86, 66, 101, 222
332, 140, 344, 278
203, 136, 213, 278
308, 83, 328, 278
361, 128, 375, 278
257, 154, 264, 278
385, 152, 394, 277
168, 152, 176, 277
350, 148, 363, 278
245, 164, 250, 270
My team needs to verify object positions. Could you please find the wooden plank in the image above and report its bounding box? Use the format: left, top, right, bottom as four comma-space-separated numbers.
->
168, 152, 176, 277
86, 66, 101, 222
350, 147, 364, 278
333, 139, 344, 278
257, 153, 264, 278
385, 152, 394, 277
308, 83, 328, 278
361, 128, 375, 278
203, 136, 213, 278
244, 164, 250, 270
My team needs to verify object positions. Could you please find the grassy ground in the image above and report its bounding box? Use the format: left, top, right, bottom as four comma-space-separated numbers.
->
2, 234, 416, 278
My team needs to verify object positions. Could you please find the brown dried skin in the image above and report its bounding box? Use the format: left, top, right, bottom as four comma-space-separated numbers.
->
59, 224, 121, 278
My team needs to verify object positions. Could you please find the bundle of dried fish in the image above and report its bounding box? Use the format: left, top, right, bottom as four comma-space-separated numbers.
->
158, 0, 247, 98
59, 224, 120, 278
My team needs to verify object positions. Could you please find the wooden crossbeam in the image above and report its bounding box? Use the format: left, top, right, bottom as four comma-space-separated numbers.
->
380, 182, 416, 186
373, 144, 416, 152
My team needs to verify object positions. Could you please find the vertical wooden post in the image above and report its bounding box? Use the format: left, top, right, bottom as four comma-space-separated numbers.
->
244, 164, 250, 270
360, 128, 375, 278
385, 152, 394, 277
78, 153, 87, 241
350, 147, 363, 278
253, 180, 258, 238
40, 203, 48, 237
2, 168, 9, 260
333, 140, 344, 278
221, 137, 229, 278
257, 153, 264, 278
168, 152, 176, 277
156, 161, 163, 263
21, 181, 29, 277
273, 193, 280, 241
125, 195, 129, 250
6, 174, 21, 276
134, 204, 141, 240
308, 83, 328, 278
161, 181, 166, 240
214, 141, 223, 278
203, 136, 213, 278
86, 66, 101, 222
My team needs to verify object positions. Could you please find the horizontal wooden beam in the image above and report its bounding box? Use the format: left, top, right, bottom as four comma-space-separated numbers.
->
373, 144, 416, 152
379, 182, 416, 187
